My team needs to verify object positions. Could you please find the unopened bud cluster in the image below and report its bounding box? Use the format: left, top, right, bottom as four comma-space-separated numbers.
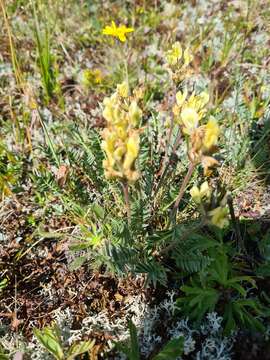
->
190, 181, 229, 228
165, 42, 193, 82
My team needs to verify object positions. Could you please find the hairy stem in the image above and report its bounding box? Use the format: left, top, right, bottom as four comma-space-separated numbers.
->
170, 162, 195, 222
121, 181, 131, 224
155, 129, 181, 195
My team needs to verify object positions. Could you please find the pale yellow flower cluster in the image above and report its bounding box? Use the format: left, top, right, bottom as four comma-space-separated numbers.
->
190, 181, 229, 228
209, 206, 229, 228
165, 42, 228, 228
165, 42, 193, 81
173, 90, 209, 134
101, 82, 142, 183
190, 181, 211, 204
174, 89, 220, 175
166, 42, 193, 68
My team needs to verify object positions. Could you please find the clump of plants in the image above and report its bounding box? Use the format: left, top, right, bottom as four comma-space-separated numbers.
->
1, 2, 270, 358
68, 35, 270, 342
92, 39, 228, 280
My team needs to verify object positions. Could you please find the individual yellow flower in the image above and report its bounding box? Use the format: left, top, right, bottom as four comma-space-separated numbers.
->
128, 100, 142, 126
102, 93, 119, 123
183, 47, 193, 67
181, 107, 199, 134
203, 117, 220, 150
174, 91, 209, 127
187, 91, 209, 116
123, 132, 140, 171
190, 181, 211, 204
102, 21, 134, 42
133, 86, 144, 100
209, 206, 229, 228
176, 89, 188, 107
195, 92, 210, 110
117, 81, 129, 97
166, 42, 183, 66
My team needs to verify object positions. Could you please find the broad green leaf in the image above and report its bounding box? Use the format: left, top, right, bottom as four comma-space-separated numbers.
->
33, 327, 64, 360
67, 339, 95, 359
153, 337, 184, 360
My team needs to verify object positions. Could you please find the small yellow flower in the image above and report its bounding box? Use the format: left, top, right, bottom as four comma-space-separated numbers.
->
102, 21, 134, 42
181, 107, 199, 134
129, 100, 142, 126
123, 132, 140, 171
166, 42, 183, 66
203, 117, 220, 150
209, 206, 229, 228
187, 91, 209, 115
196, 92, 210, 110
190, 181, 211, 204
176, 89, 188, 107
117, 81, 129, 97
133, 86, 144, 100
183, 47, 193, 67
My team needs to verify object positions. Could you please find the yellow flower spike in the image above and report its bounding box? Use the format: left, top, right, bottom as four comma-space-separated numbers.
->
209, 206, 229, 228
166, 42, 183, 66
181, 107, 199, 134
176, 89, 188, 107
190, 181, 211, 204
102, 21, 134, 42
117, 81, 129, 97
203, 117, 220, 150
129, 100, 142, 126
102, 85, 142, 183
